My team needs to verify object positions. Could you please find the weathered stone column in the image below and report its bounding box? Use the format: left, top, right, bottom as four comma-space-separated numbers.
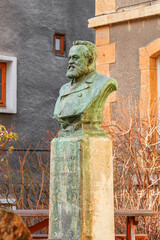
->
48, 40, 117, 240
49, 135, 114, 240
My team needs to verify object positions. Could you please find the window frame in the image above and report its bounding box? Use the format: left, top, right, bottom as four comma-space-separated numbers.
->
0, 63, 6, 107
157, 56, 160, 121
0, 55, 17, 114
54, 31, 66, 56
157, 57, 160, 101
139, 39, 160, 119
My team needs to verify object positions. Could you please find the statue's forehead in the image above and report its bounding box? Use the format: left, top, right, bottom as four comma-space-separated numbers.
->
69, 45, 86, 56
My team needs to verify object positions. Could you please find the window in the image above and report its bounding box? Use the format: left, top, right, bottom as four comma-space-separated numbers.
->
157, 56, 160, 120
0, 55, 17, 114
54, 32, 65, 56
0, 63, 6, 107
139, 39, 160, 119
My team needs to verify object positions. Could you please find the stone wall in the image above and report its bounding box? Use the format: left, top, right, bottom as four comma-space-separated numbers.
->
89, 0, 160, 123
116, 0, 152, 10
0, 0, 95, 149
110, 16, 160, 99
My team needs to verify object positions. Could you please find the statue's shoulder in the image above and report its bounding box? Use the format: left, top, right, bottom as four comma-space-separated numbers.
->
59, 81, 71, 95
94, 71, 118, 91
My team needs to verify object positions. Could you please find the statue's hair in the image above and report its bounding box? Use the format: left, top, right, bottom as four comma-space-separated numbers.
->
73, 41, 97, 64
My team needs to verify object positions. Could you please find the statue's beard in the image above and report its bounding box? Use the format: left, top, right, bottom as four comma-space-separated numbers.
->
66, 64, 88, 80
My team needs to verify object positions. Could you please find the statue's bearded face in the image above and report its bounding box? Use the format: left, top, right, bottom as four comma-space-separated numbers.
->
66, 45, 89, 80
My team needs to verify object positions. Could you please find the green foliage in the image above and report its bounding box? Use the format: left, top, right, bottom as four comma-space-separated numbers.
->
0, 124, 18, 156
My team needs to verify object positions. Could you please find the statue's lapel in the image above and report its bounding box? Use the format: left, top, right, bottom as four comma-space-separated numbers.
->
61, 70, 98, 97
61, 82, 89, 97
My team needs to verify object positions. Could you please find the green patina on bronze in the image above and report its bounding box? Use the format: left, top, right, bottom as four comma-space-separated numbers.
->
49, 41, 117, 240
53, 40, 118, 137
50, 137, 81, 239
50, 136, 93, 240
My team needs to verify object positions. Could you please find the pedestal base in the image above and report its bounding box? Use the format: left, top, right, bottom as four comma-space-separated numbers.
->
49, 136, 114, 240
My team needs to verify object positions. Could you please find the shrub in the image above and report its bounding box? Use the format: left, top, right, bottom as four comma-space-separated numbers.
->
0, 124, 18, 158
0, 128, 53, 232
104, 96, 160, 240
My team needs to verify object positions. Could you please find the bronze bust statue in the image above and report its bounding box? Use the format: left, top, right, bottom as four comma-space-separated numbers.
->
53, 41, 117, 136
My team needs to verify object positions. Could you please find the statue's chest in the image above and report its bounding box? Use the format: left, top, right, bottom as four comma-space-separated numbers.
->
55, 86, 94, 118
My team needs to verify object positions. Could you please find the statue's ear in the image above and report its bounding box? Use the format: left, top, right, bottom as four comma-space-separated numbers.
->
88, 58, 93, 65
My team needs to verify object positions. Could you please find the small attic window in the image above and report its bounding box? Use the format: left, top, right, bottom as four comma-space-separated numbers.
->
54, 32, 65, 56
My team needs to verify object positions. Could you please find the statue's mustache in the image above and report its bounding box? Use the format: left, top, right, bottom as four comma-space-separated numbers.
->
67, 64, 76, 71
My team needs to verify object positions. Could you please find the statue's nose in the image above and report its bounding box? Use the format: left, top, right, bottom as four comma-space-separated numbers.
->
69, 58, 74, 64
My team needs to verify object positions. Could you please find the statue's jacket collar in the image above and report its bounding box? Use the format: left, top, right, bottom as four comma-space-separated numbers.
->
60, 70, 98, 97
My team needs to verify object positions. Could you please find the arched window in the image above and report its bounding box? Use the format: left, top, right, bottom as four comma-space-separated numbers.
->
157, 56, 160, 121
139, 39, 160, 119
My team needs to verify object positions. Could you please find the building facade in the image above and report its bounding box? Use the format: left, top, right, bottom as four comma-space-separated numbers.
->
0, 0, 95, 149
89, 0, 160, 120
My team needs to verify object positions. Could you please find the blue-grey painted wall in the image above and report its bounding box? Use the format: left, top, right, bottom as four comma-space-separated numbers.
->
0, 0, 95, 148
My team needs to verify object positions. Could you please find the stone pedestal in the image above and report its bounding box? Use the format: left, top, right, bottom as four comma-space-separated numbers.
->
49, 135, 114, 240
